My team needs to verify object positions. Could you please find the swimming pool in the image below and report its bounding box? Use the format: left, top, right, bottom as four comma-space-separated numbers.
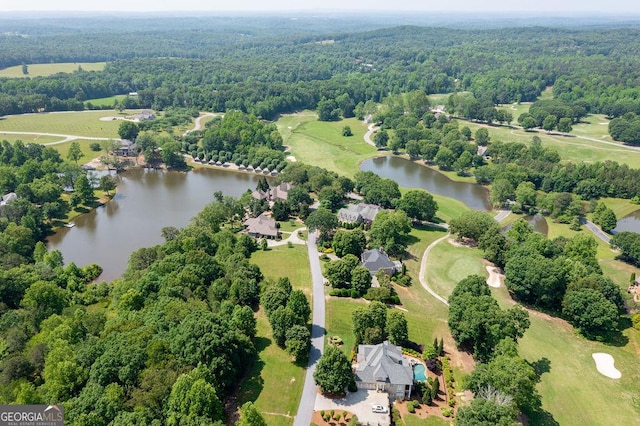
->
413, 363, 426, 381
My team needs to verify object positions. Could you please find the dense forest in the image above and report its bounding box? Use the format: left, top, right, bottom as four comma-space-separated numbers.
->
2, 18, 640, 140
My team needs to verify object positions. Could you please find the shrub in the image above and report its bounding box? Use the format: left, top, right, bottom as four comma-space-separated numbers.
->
441, 407, 453, 417
348, 415, 358, 426
320, 254, 329, 261
391, 407, 401, 424
320, 410, 325, 418
407, 402, 416, 413
633, 314, 640, 330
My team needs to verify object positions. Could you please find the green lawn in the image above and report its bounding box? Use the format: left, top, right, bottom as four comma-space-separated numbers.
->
0, 62, 106, 78
497, 102, 531, 122
0, 133, 61, 144
276, 112, 377, 178
235, 310, 304, 426
460, 120, 640, 168
491, 285, 640, 426
251, 245, 312, 295
50, 139, 104, 165
239, 245, 312, 424
424, 239, 486, 300
403, 415, 450, 426
85, 95, 127, 107
0, 110, 129, 138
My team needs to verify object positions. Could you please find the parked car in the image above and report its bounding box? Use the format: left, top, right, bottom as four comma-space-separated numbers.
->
371, 404, 388, 413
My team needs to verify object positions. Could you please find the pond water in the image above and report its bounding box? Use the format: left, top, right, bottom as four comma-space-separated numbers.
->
503, 214, 549, 236
360, 156, 492, 211
47, 168, 263, 281
613, 210, 640, 234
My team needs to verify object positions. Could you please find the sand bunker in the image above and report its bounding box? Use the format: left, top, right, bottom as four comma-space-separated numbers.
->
99, 116, 121, 121
592, 353, 621, 379
286, 155, 297, 162
485, 265, 503, 288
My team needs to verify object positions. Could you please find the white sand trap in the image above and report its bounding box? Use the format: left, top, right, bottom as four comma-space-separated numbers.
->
286, 155, 297, 162
99, 116, 121, 121
485, 265, 503, 288
592, 353, 621, 379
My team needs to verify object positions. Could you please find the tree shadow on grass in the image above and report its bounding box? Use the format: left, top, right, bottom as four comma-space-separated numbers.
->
236, 336, 270, 404
525, 409, 560, 426
530, 357, 551, 380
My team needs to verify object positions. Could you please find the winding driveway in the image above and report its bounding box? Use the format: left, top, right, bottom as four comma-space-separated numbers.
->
0, 131, 111, 145
363, 122, 379, 147
581, 218, 612, 244
293, 231, 326, 426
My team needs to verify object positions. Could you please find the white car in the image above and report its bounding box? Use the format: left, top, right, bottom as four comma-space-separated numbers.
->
371, 404, 388, 413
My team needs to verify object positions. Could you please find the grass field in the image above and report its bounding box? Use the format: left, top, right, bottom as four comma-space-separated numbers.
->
424, 239, 486, 300
0, 62, 107, 78
0, 62, 106, 78
491, 284, 640, 426
0, 133, 61, 144
241, 245, 313, 425
50, 139, 103, 165
85, 95, 127, 107
276, 112, 377, 178
0, 110, 132, 138
460, 120, 640, 168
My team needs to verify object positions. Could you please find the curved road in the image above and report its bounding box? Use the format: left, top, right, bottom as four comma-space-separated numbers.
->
0, 131, 111, 145
363, 122, 379, 147
581, 218, 612, 244
293, 231, 326, 426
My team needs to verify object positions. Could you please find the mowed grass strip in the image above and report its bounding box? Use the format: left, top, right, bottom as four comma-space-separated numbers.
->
0, 62, 106, 78
251, 245, 312, 296
0, 133, 61, 144
277, 112, 377, 178
460, 119, 640, 168
0, 110, 132, 138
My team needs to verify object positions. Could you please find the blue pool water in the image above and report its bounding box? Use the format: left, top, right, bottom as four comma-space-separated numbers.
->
413, 364, 426, 381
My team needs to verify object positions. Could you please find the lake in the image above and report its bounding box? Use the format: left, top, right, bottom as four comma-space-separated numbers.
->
360, 156, 492, 211
614, 209, 640, 234
47, 168, 263, 281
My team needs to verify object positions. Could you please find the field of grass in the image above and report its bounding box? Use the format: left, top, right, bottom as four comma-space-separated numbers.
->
0, 132, 61, 144
251, 245, 312, 295
276, 112, 377, 178
0, 62, 106, 78
236, 309, 304, 426
424, 239, 486, 300
85, 95, 127, 107
402, 415, 450, 426
239, 245, 313, 425
460, 120, 640, 168
0, 110, 129, 138
491, 284, 640, 426
50, 139, 103, 165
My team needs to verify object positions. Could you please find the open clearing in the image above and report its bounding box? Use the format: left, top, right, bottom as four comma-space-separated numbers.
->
85, 95, 128, 107
276, 112, 377, 178
0, 110, 134, 138
0, 62, 106, 78
460, 120, 640, 168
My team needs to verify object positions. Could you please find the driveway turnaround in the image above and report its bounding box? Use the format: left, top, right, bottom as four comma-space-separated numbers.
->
315, 389, 390, 426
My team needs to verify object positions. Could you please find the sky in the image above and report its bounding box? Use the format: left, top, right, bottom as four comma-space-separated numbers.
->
1, 0, 639, 13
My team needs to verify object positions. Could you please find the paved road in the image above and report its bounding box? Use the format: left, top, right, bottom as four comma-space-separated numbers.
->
493, 210, 511, 222
0, 130, 111, 145
267, 227, 307, 247
363, 122, 379, 147
185, 112, 216, 134
582, 218, 612, 244
293, 231, 326, 426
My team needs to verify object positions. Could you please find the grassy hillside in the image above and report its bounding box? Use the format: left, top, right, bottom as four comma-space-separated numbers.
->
0, 62, 106, 78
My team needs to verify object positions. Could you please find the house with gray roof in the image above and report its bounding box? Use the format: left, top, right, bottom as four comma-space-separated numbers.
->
354, 341, 413, 400
337, 203, 381, 225
113, 139, 138, 157
251, 182, 294, 202
361, 248, 401, 276
0, 192, 17, 207
243, 213, 279, 239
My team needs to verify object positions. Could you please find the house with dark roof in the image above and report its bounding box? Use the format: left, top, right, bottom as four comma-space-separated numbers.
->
243, 213, 279, 239
251, 182, 295, 202
354, 341, 413, 400
337, 203, 382, 225
361, 248, 401, 276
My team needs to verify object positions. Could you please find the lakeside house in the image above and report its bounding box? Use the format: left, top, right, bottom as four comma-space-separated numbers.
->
337, 203, 382, 225
361, 248, 401, 276
113, 139, 138, 157
251, 182, 295, 202
131, 110, 155, 122
243, 213, 279, 240
354, 341, 413, 400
